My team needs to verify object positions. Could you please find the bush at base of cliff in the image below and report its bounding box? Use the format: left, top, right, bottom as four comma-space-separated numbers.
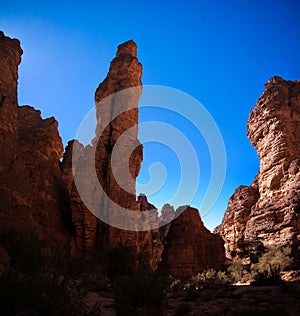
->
250, 246, 293, 286
251, 267, 283, 286
226, 260, 252, 283
191, 269, 231, 289
252, 246, 293, 274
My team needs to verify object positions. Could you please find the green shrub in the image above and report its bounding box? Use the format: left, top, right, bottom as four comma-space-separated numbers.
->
250, 246, 293, 286
252, 246, 293, 274
191, 269, 231, 289
227, 259, 252, 283
168, 275, 182, 296
251, 267, 283, 286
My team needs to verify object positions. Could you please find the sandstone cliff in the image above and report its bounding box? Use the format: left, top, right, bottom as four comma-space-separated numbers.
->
0, 31, 72, 261
217, 76, 300, 263
0, 31, 225, 277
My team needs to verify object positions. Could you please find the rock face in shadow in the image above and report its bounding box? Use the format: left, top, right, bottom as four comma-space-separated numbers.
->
137, 194, 164, 269
159, 203, 176, 247
0, 32, 72, 253
161, 206, 225, 279
61, 140, 84, 194
0, 30, 226, 276
217, 76, 300, 263
65, 40, 164, 269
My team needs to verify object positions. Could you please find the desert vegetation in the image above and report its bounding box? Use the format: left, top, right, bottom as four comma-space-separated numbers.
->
1, 230, 299, 316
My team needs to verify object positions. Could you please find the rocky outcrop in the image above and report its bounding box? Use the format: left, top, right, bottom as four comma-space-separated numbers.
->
215, 184, 260, 261
67, 40, 164, 269
0, 31, 22, 185
61, 139, 84, 194
161, 206, 225, 279
0, 31, 226, 276
67, 40, 142, 252
137, 194, 164, 269
159, 203, 175, 247
218, 76, 300, 263
0, 32, 72, 256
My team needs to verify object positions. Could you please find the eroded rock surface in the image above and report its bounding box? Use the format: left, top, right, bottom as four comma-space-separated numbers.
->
0, 31, 227, 276
67, 40, 164, 269
0, 32, 72, 256
161, 206, 225, 279
218, 76, 300, 263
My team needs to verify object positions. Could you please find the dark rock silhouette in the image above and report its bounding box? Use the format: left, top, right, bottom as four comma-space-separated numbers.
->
0, 32, 72, 257
161, 206, 225, 279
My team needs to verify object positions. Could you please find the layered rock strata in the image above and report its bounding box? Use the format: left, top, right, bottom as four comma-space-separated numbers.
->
217, 76, 300, 263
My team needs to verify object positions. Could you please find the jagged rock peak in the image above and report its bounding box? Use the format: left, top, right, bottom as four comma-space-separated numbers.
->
94, 39, 142, 104
116, 39, 137, 57
0, 31, 22, 52
138, 194, 157, 211
0, 31, 23, 105
264, 75, 300, 87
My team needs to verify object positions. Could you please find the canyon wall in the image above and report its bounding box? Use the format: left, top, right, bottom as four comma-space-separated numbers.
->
217, 76, 300, 263
0, 31, 225, 277
0, 31, 72, 254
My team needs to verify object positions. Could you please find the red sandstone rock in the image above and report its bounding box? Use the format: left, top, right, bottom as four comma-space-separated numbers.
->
0, 31, 22, 181
159, 203, 176, 247
67, 40, 164, 269
0, 32, 72, 254
161, 206, 225, 279
61, 139, 84, 194
68, 40, 142, 250
0, 31, 233, 275
137, 194, 164, 268
218, 76, 300, 263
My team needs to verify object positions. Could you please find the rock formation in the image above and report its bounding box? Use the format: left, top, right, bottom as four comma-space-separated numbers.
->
217, 76, 300, 263
0, 30, 225, 277
159, 203, 175, 246
137, 194, 164, 269
61, 140, 84, 194
65, 40, 165, 269
0, 31, 72, 256
161, 206, 225, 279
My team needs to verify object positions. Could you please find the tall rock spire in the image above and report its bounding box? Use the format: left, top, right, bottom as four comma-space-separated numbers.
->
68, 40, 163, 268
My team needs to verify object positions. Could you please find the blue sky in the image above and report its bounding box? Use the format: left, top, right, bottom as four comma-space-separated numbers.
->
1, 0, 300, 231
